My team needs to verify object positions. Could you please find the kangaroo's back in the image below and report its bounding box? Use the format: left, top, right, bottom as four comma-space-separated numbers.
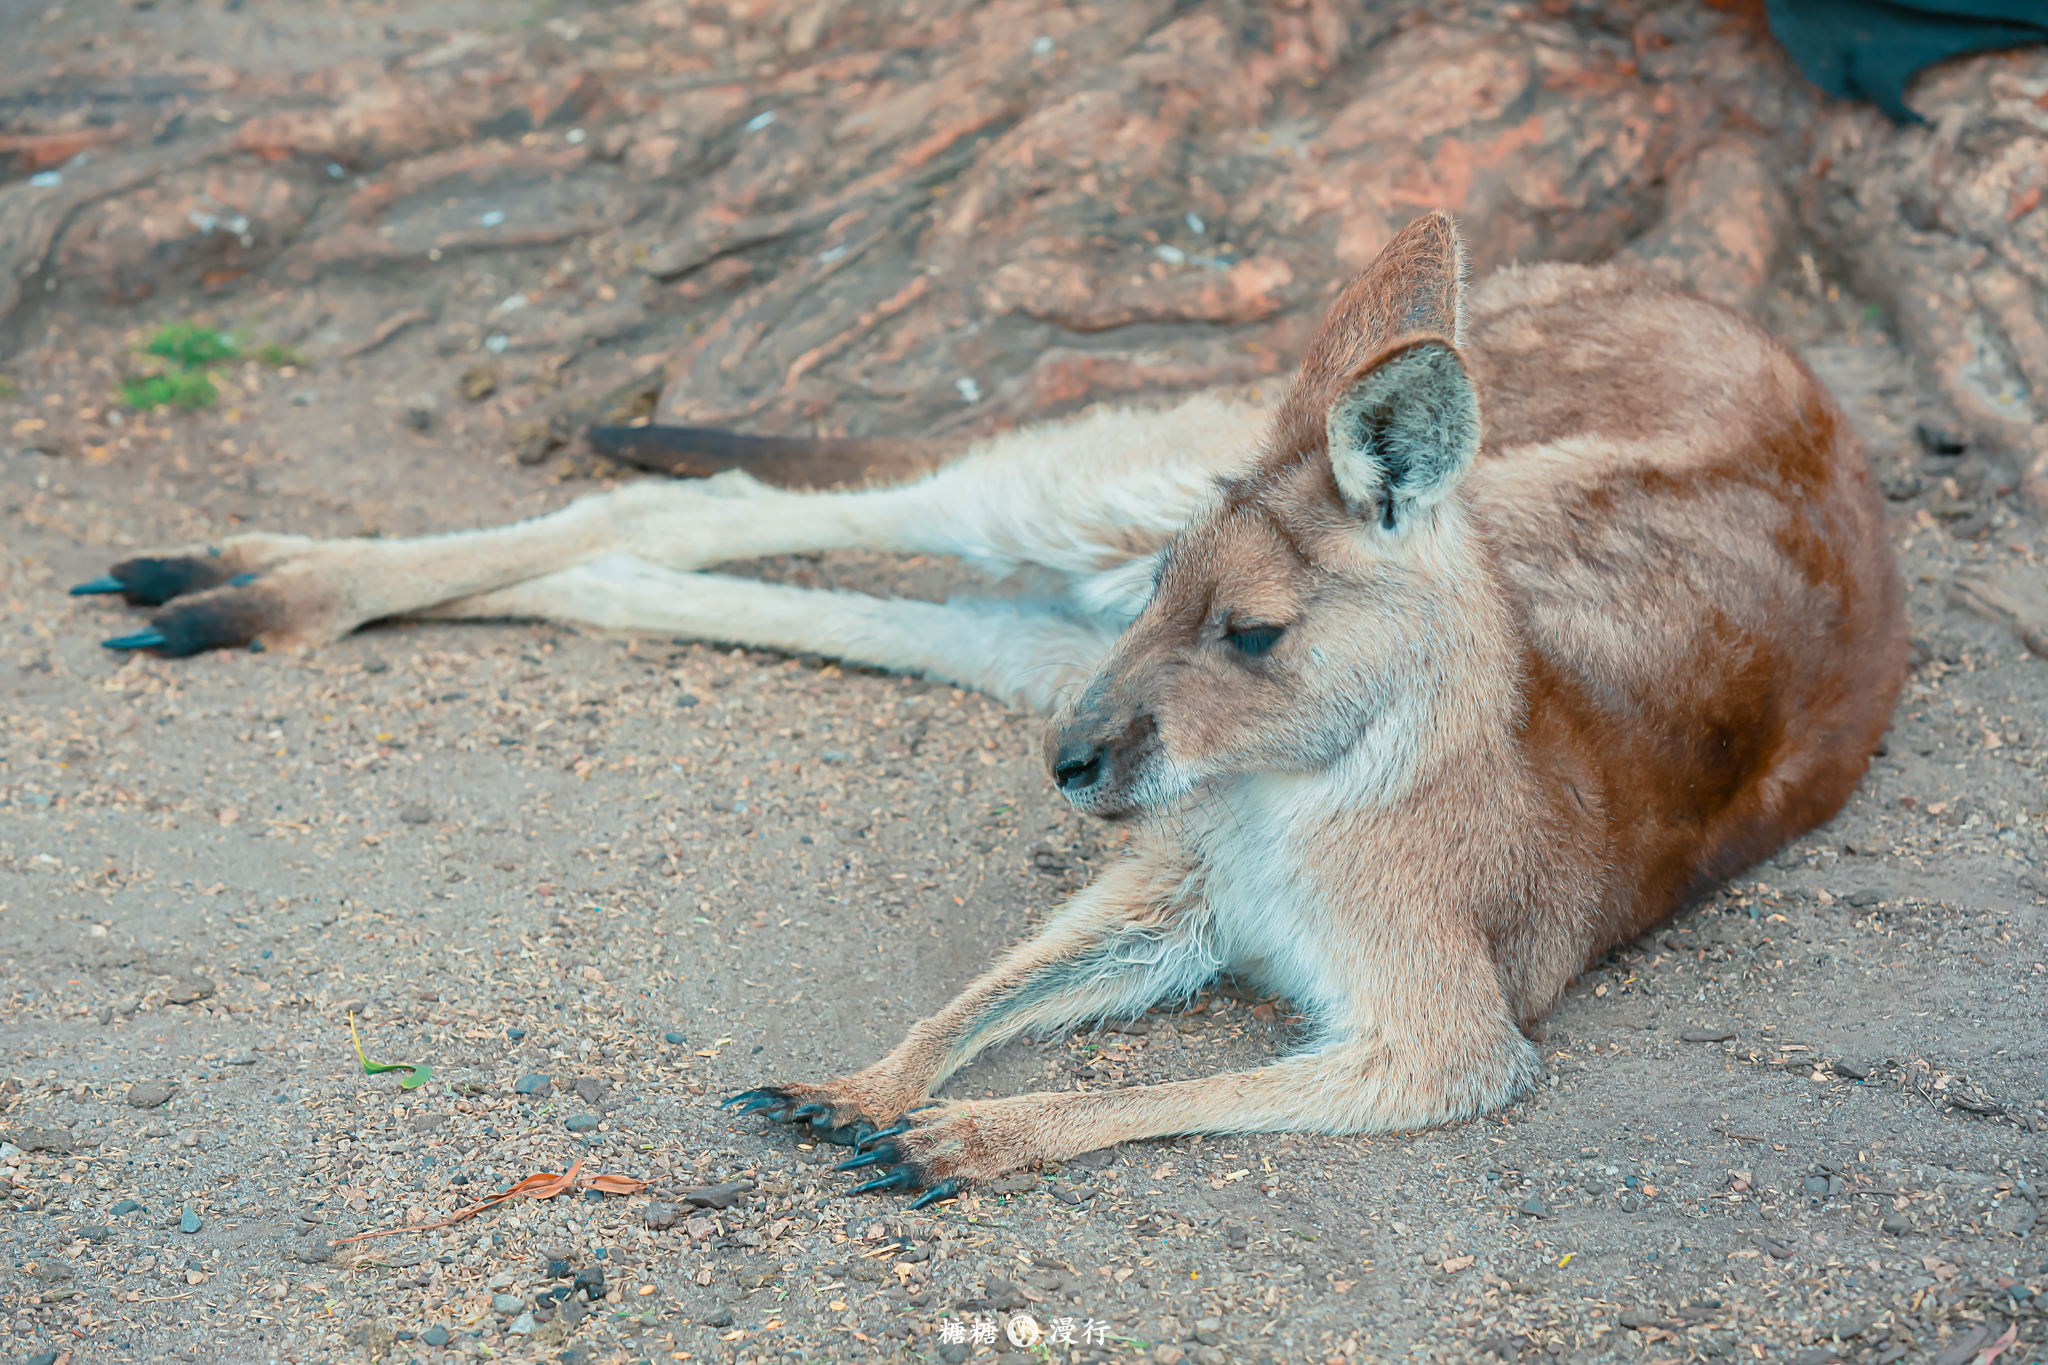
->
1463, 263, 1908, 944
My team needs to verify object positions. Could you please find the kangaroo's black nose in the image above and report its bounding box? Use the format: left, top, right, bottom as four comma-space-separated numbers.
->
1053, 744, 1104, 793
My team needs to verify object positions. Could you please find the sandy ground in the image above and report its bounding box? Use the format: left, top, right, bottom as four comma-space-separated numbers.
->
5, 8, 2048, 1365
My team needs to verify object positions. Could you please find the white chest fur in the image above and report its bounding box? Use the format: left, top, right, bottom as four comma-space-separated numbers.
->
1182, 774, 1355, 1026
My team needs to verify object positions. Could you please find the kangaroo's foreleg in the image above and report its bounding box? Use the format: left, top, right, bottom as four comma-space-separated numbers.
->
724, 849, 1219, 1161
806, 921, 1543, 1204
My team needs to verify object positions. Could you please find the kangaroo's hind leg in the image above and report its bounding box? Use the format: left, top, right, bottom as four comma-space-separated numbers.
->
418, 555, 1118, 713
75, 394, 1265, 659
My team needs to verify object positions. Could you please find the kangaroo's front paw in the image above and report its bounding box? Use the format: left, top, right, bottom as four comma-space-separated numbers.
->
833, 1102, 1032, 1210
722, 1076, 918, 1149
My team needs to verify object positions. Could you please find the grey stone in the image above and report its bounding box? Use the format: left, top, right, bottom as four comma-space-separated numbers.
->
110, 1199, 142, 1215
492, 1293, 523, 1314
1519, 1195, 1548, 1217
1680, 1028, 1736, 1043
163, 975, 216, 1005
508, 1309, 535, 1335
400, 803, 433, 824
125, 1082, 175, 1109
1805, 1175, 1832, 1196
514, 1074, 549, 1096
574, 1077, 604, 1103
11, 1125, 74, 1154
179, 1206, 202, 1234
682, 1180, 752, 1209
565, 1113, 599, 1133
422, 1325, 451, 1347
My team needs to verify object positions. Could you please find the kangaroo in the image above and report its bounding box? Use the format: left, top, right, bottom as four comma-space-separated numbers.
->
75, 212, 1905, 1205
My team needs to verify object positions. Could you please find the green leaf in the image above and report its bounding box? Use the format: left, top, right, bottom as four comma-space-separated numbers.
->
349, 1012, 433, 1089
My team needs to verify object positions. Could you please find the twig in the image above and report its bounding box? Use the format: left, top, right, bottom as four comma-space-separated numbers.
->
340, 307, 435, 359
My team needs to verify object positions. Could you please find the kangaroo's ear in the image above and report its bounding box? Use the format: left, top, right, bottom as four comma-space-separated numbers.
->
1325, 340, 1480, 532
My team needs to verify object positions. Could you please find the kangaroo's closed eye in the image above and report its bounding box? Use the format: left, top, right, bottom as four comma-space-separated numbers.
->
1224, 623, 1285, 657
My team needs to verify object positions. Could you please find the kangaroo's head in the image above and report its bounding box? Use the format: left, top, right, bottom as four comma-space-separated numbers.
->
1047, 211, 1510, 820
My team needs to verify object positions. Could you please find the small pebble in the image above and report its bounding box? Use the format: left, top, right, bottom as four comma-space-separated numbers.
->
78, 1224, 112, 1242
574, 1265, 606, 1299
664, 1031, 687, 1045
509, 1309, 535, 1335
1804, 1174, 1831, 1196
125, 1082, 175, 1109
163, 975, 216, 1005
515, 1074, 549, 1096
566, 1113, 600, 1133
506, 1027, 526, 1041
110, 1199, 142, 1215
179, 1206, 202, 1234
1519, 1195, 1548, 1217
400, 803, 433, 824
548, 1258, 571, 1279
493, 1293, 524, 1315
422, 1326, 451, 1347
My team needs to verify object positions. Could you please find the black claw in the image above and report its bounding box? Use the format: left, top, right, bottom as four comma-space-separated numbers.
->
721, 1087, 792, 1114
857, 1121, 911, 1151
907, 1179, 961, 1211
848, 1167, 918, 1196
70, 576, 128, 596
817, 1121, 871, 1147
787, 1103, 829, 1123
834, 1147, 893, 1173
102, 629, 167, 651
99, 555, 235, 607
